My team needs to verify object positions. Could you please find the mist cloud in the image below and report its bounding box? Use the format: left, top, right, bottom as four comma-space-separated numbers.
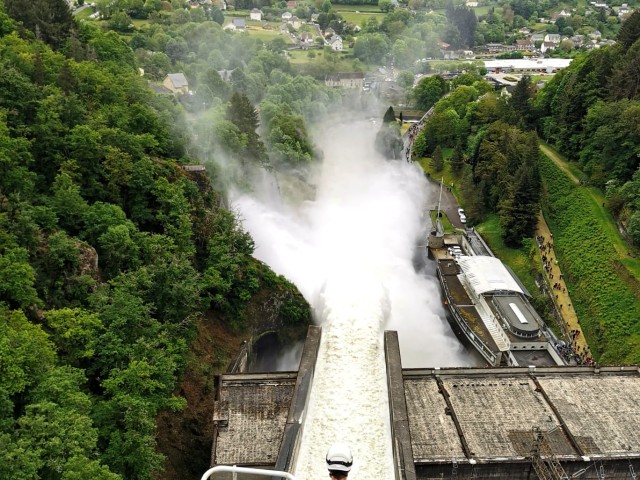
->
233, 116, 469, 368
231, 115, 472, 479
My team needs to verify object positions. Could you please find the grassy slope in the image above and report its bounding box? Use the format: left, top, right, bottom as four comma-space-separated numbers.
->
539, 153, 640, 364
540, 142, 640, 273
415, 149, 460, 199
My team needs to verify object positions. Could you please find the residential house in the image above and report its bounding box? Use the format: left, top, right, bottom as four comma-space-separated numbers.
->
531, 32, 545, 43
589, 29, 602, 39
618, 4, 631, 17
485, 42, 516, 53
541, 41, 556, 53
324, 27, 335, 38
163, 73, 189, 94
299, 32, 314, 46
544, 33, 561, 44
281, 11, 292, 21
519, 27, 531, 35
465, 0, 478, 6
250, 8, 262, 21
515, 39, 534, 51
571, 34, 585, 46
224, 18, 246, 31
311, 13, 319, 23
584, 39, 600, 49
289, 16, 301, 29
325, 72, 365, 89
329, 35, 343, 51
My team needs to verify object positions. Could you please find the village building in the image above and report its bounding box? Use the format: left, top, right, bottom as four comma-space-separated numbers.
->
288, 16, 301, 29
217, 69, 235, 82
325, 72, 365, 89
224, 18, 246, 31
328, 35, 343, 51
544, 33, 561, 44
531, 32, 545, 43
281, 11, 292, 21
484, 58, 572, 74
515, 39, 534, 51
249, 8, 262, 21
541, 41, 556, 54
299, 32, 313, 46
162, 73, 189, 94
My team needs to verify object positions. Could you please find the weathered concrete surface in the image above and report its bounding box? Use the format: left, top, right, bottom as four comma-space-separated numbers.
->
400, 366, 640, 479
211, 372, 297, 466
385, 331, 417, 480
275, 325, 321, 472
211, 331, 640, 480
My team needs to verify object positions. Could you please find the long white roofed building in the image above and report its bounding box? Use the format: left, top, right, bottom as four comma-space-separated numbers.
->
433, 232, 565, 367
484, 58, 573, 74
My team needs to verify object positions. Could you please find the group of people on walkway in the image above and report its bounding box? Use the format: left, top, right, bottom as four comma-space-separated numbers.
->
555, 341, 595, 366
537, 233, 594, 366
402, 118, 426, 162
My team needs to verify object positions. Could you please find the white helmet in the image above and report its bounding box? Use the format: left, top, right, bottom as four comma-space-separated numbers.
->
326, 443, 353, 472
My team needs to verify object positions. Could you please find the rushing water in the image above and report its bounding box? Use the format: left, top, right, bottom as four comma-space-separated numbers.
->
233, 119, 471, 479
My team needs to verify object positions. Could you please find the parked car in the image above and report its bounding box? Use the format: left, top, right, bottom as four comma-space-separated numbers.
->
457, 207, 465, 216
459, 213, 467, 224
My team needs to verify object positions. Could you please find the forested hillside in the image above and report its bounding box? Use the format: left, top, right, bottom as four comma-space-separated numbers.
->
536, 12, 640, 240
0, 1, 311, 479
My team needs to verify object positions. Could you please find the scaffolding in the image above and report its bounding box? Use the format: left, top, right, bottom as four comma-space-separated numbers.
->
530, 426, 569, 480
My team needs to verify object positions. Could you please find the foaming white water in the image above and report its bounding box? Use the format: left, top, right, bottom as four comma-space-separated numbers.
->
233, 119, 469, 479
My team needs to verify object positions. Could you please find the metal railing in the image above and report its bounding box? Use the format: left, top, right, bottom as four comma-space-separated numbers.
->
200, 465, 296, 480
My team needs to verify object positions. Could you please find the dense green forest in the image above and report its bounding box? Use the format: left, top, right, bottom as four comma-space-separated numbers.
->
0, 1, 314, 478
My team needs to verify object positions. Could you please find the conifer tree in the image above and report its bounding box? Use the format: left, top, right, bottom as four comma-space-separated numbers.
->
382, 106, 396, 123
225, 92, 267, 163
618, 10, 640, 50
4, 0, 75, 49
433, 145, 444, 171
450, 142, 465, 172
500, 160, 541, 247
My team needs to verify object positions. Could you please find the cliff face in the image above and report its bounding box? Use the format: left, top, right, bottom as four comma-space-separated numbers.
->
155, 264, 312, 480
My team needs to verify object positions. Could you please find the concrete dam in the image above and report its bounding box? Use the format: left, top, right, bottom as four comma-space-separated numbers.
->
208, 327, 640, 480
